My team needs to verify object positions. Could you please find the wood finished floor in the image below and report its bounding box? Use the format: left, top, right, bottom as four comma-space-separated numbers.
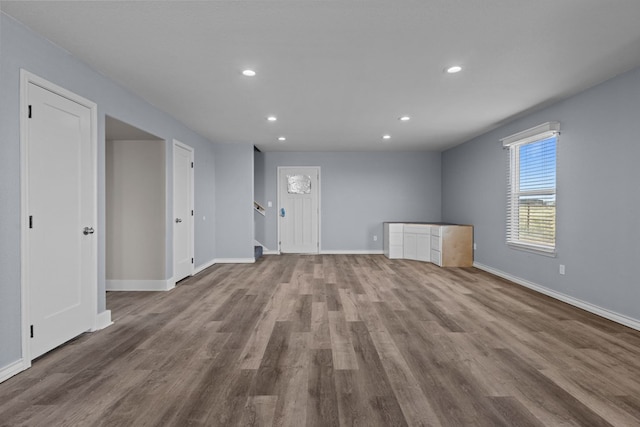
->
2, 255, 640, 426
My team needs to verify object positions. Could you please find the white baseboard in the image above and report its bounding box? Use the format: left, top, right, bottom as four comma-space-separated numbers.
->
320, 250, 385, 255
92, 310, 113, 331
194, 259, 216, 274
473, 262, 640, 332
106, 279, 175, 292
263, 250, 384, 255
214, 258, 255, 264
0, 359, 30, 384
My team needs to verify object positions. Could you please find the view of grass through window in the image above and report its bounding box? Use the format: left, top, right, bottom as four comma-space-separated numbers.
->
516, 136, 556, 247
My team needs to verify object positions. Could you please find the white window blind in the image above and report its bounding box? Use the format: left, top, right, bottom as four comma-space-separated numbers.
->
502, 122, 559, 254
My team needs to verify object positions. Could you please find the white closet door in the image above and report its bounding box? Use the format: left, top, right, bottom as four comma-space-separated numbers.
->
26, 81, 95, 359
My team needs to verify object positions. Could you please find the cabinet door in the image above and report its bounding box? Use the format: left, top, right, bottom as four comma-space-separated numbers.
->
430, 249, 442, 266
431, 235, 441, 251
384, 223, 404, 259
388, 244, 404, 259
416, 234, 430, 261
403, 233, 417, 260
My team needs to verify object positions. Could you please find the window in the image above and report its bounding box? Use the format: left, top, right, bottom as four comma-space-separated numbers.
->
502, 122, 559, 254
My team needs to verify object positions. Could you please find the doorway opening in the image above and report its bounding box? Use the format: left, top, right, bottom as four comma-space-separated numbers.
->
105, 116, 169, 292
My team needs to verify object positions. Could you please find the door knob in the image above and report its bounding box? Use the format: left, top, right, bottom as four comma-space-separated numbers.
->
175, 218, 183, 223
83, 227, 95, 235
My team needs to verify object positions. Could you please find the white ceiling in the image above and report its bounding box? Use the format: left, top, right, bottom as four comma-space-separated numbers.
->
3, 1, 640, 152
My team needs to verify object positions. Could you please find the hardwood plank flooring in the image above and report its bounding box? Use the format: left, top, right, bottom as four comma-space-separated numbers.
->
2, 254, 640, 426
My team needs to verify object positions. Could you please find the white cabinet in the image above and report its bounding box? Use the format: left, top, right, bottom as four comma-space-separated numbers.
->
403, 232, 415, 259
384, 222, 473, 267
416, 234, 430, 261
403, 225, 431, 262
383, 223, 404, 259
430, 226, 442, 266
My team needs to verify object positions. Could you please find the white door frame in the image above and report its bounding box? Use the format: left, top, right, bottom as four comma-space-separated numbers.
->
19, 70, 98, 368
172, 139, 194, 282
277, 166, 321, 254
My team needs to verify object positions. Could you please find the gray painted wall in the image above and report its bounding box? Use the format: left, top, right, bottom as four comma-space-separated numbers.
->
260, 151, 442, 252
106, 140, 166, 280
0, 13, 231, 368
214, 142, 255, 260
192, 138, 217, 270
442, 65, 640, 323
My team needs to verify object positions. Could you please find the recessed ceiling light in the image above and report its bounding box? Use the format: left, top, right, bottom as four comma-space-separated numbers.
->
382, 134, 391, 140
446, 65, 462, 74
242, 69, 256, 77
278, 136, 286, 141
266, 116, 277, 122
399, 116, 411, 121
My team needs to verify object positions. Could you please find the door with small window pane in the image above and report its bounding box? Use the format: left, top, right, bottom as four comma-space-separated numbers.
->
278, 167, 319, 253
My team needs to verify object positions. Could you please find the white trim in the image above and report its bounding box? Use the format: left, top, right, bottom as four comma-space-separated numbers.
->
501, 121, 560, 147
473, 262, 640, 332
92, 310, 113, 331
277, 166, 321, 254
262, 250, 383, 256
172, 140, 195, 281
507, 242, 557, 257
20, 70, 99, 364
320, 250, 385, 255
194, 259, 216, 274
504, 123, 559, 255
0, 359, 30, 384
214, 258, 255, 264
106, 279, 175, 292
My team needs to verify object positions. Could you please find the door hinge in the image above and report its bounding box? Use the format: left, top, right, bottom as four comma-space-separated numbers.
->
28, 105, 32, 119
191, 258, 194, 264
191, 210, 194, 216
191, 162, 194, 168
29, 215, 33, 229
30, 325, 34, 338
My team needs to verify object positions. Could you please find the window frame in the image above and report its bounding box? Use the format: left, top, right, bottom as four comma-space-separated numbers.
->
502, 122, 560, 255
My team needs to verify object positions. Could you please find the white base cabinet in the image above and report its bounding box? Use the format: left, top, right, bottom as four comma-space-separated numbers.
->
383, 223, 404, 259
403, 224, 431, 262
384, 222, 473, 267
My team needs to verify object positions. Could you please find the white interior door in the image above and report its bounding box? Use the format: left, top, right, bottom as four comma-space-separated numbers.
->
24, 80, 96, 359
278, 167, 319, 253
173, 140, 194, 282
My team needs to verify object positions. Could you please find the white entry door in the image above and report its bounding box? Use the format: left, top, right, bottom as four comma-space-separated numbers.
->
24, 78, 96, 359
173, 140, 194, 282
278, 167, 320, 253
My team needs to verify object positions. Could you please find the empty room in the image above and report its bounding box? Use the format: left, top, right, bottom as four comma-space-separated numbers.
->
1, 1, 640, 426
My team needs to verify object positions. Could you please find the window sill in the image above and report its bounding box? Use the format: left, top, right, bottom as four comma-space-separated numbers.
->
507, 242, 557, 257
